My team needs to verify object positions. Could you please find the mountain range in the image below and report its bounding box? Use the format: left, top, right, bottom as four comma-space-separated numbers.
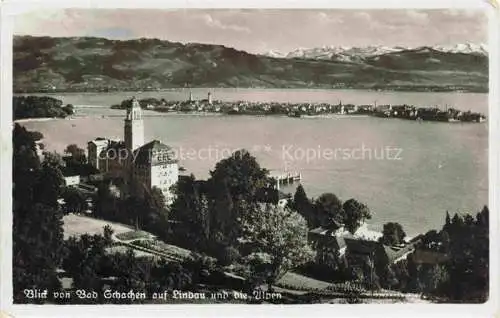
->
265, 43, 488, 61
13, 36, 488, 93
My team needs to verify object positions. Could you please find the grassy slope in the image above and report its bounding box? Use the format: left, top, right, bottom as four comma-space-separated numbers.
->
14, 36, 488, 92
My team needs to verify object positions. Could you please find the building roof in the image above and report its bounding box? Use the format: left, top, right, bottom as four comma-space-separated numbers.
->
88, 138, 110, 146
344, 237, 416, 264
134, 140, 178, 166
344, 237, 382, 255
278, 191, 290, 200
309, 226, 349, 250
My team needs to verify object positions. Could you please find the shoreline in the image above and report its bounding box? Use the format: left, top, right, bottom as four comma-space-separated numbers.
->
14, 86, 489, 94
14, 117, 61, 123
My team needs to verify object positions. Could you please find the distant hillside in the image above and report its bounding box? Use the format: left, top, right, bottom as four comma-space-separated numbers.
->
13, 36, 488, 93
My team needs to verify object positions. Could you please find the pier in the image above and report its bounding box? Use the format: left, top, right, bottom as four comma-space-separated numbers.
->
270, 171, 301, 190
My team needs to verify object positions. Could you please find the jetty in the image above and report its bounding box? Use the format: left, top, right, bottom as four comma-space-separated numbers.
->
270, 171, 301, 190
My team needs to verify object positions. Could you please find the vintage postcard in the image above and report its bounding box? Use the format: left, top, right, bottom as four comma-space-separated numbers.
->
0, 1, 498, 317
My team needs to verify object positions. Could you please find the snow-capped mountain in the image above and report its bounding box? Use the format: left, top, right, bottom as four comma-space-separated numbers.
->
264, 49, 286, 58
285, 45, 408, 60
432, 43, 488, 55
265, 43, 488, 61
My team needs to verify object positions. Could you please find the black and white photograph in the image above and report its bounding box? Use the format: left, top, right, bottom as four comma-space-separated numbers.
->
0, 2, 498, 315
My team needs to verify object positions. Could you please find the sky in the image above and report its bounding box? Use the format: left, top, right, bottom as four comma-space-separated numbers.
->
13, 9, 488, 54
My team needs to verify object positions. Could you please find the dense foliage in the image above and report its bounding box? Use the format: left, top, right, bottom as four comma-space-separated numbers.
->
62, 228, 214, 304
238, 204, 314, 290
380, 222, 406, 246
13, 124, 66, 303
292, 186, 371, 234
381, 209, 489, 302
13, 96, 74, 120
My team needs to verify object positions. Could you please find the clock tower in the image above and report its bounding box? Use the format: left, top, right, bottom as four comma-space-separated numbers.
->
124, 97, 144, 151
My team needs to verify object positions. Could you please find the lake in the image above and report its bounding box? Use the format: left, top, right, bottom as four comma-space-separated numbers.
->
28, 88, 488, 114
20, 88, 488, 236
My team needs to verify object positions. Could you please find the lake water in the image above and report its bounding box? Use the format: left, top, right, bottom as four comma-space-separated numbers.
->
29, 88, 488, 114
20, 89, 488, 236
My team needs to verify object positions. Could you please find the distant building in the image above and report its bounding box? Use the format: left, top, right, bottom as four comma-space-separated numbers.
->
309, 225, 348, 259
208, 92, 213, 105
63, 175, 80, 187
88, 137, 111, 170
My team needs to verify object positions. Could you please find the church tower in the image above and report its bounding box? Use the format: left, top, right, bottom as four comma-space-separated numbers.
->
124, 97, 145, 151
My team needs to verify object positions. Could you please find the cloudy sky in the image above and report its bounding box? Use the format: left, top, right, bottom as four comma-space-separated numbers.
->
14, 9, 487, 54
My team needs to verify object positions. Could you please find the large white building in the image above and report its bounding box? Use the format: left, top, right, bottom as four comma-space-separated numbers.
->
88, 97, 179, 205
132, 140, 179, 205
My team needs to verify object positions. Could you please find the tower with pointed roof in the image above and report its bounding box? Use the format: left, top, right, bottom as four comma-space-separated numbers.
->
124, 97, 145, 151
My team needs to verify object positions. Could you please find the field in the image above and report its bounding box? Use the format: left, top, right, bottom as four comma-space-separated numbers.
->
62, 214, 135, 240
62, 214, 192, 261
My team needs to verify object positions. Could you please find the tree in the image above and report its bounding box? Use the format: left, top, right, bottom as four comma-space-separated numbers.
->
63, 233, 109, 302
103, 225, 114, 245
142, 186, 170, 239
65, 144, 87, 165
208, 179, 236, 247
35, 155, 65, 207
13, 124, 41, 207
62, 104, 75, 115
343, 198, 372, 234
61, 186, 86, 214
13, 204, 65, 303
28, 130, 44, 141
292, 184, 314, 228
313, 193, 344, 228
238, 204, 314, 291
94, 181, 119, 221
120, 196, 148, 230
438, 207, 489, 302
42, 150, 64, 167
209, 149, 269, 201
13, 125, 65, 303
13, 96, 67, 120
170, 175, 213, 250
445, 211, 451, 227
380, 222, 406, 246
